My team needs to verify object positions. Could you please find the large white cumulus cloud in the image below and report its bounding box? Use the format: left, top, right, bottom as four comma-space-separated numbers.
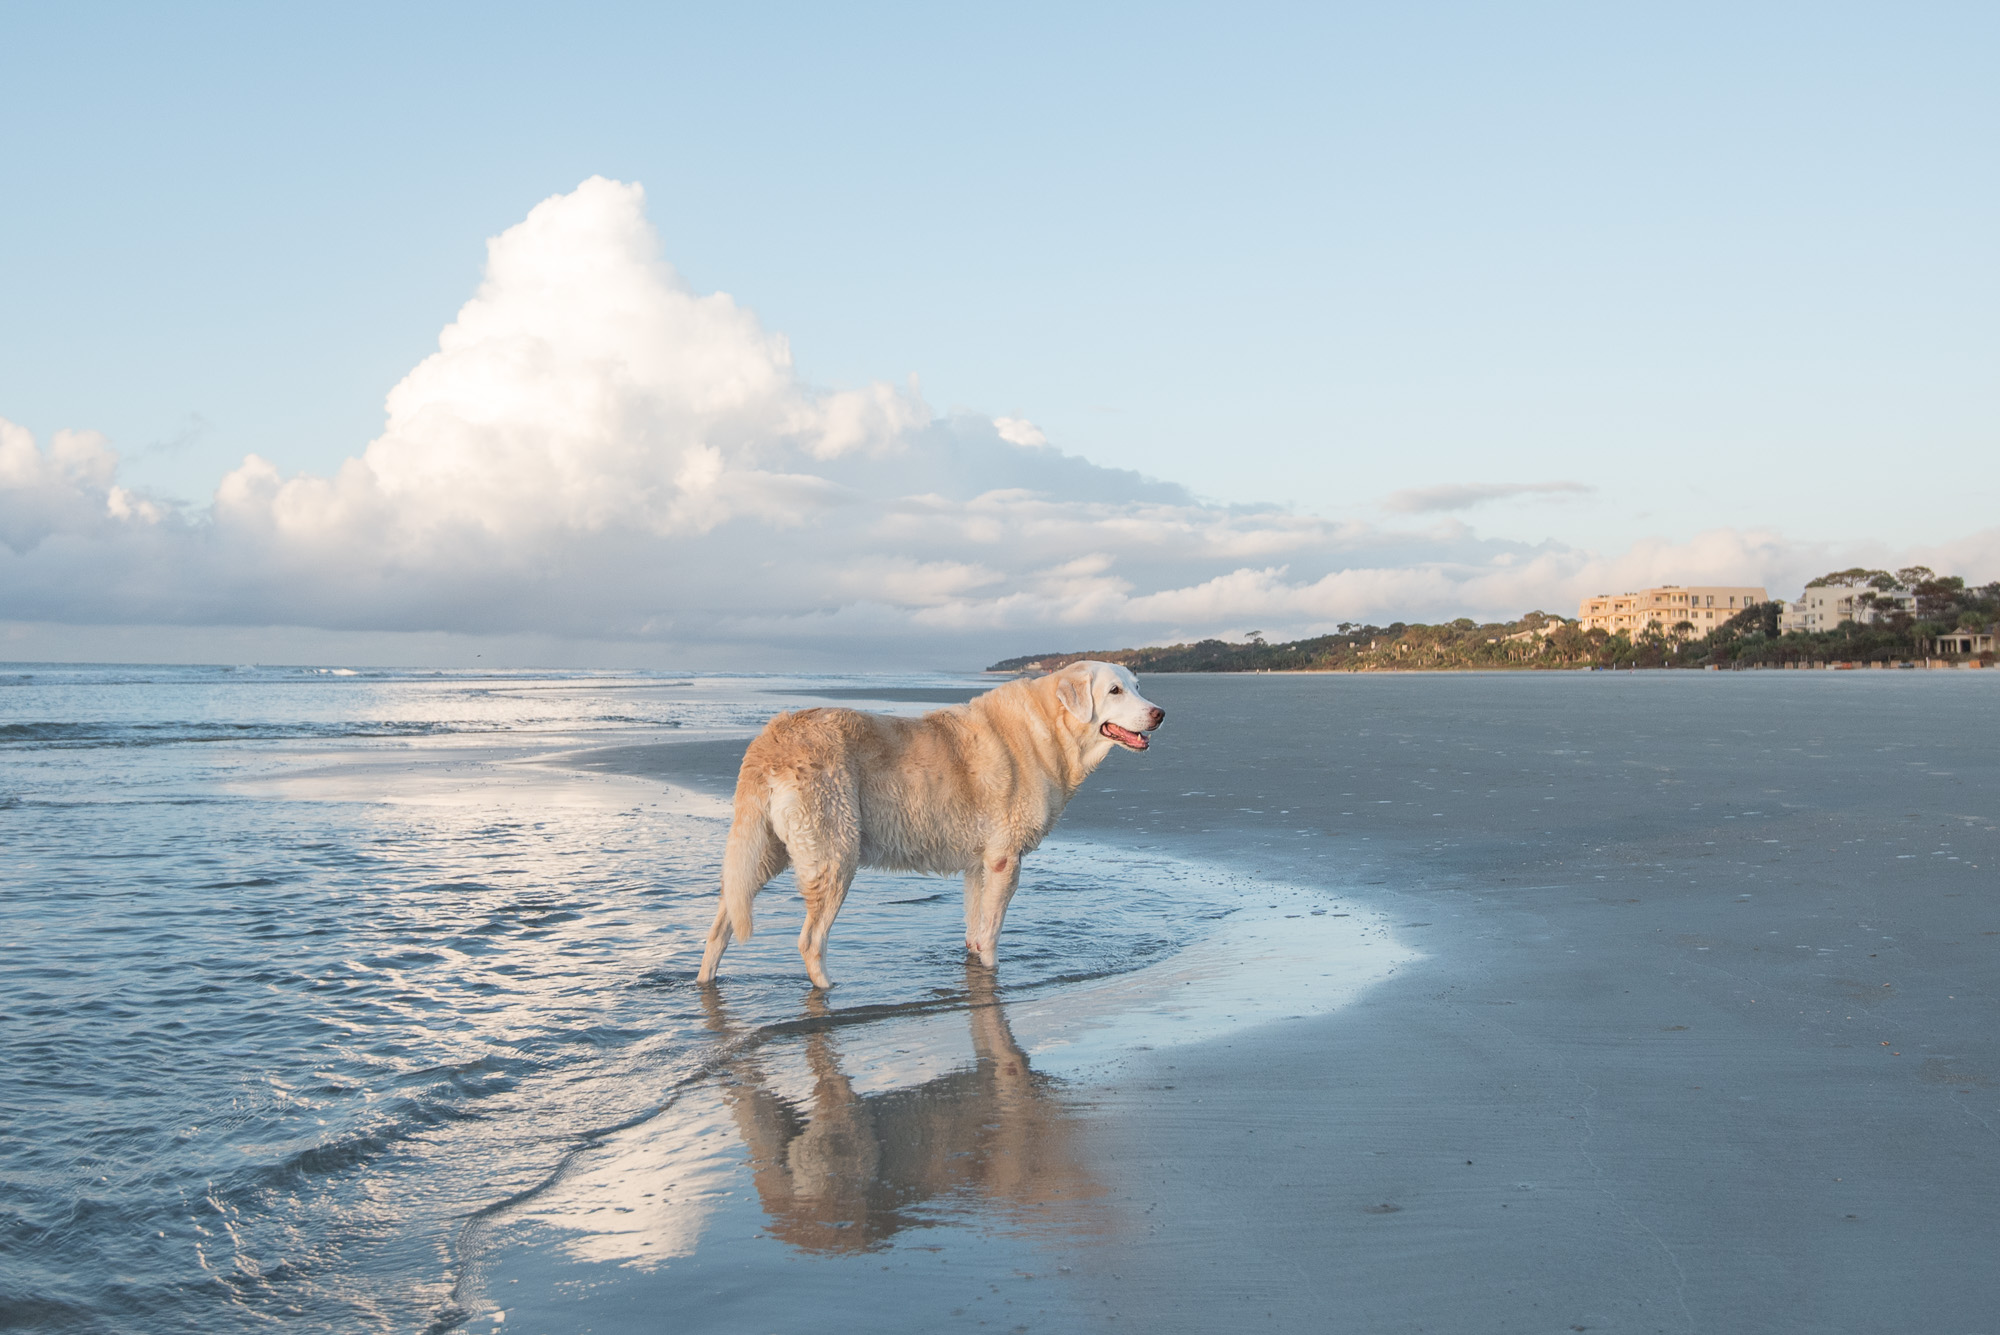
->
3, 177, 1993, 662
215, 178, 925, 557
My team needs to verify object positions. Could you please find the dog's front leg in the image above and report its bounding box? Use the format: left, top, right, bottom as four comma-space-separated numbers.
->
962, 868, 985, 954
967, 850, 1022, 969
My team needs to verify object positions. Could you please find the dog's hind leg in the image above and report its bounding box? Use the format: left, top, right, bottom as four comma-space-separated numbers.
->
795, 856, 857, 990
966, 851, 1022, 969
786, 769, 858, 989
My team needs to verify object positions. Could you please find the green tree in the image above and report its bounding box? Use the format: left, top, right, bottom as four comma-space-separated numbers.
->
1807, 568, 1889, 588
1911, 574, 1965, 620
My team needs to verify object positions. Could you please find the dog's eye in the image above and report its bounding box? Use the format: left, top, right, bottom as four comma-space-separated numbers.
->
1109, 686, 1122, 694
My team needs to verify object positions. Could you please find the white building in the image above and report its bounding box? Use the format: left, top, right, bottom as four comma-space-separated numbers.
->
1930, 629, 1995, 656
1781, 581, 1915, 633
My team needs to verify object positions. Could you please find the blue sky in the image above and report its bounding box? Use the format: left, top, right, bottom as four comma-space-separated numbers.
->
2, 3, 1995, 664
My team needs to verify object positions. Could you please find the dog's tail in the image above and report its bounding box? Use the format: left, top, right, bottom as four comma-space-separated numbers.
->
720, 778, 785, 942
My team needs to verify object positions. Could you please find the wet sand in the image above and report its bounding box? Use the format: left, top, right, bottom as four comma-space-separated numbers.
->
543, 672, 1998, 1333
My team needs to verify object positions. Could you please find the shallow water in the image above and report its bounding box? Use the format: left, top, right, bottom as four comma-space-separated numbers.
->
0, 665, 1402, 1333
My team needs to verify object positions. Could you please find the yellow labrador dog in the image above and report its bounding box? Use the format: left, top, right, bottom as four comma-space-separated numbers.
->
696, 661, 1165, 988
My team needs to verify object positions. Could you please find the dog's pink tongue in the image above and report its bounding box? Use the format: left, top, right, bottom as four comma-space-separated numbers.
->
1100, 722, 1149, 749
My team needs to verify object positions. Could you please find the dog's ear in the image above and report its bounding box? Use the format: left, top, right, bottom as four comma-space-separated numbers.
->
1055, 664, 1094, 724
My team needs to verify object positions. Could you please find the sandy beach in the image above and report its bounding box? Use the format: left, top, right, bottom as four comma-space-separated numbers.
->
539, 670, 2000, 1334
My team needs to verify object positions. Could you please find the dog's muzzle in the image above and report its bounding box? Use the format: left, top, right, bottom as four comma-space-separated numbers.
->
1100, 706, 1164, 751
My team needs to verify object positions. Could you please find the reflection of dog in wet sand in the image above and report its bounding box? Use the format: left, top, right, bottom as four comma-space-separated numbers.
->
696, 661, 1165, 988
702, 971, 1104, 1253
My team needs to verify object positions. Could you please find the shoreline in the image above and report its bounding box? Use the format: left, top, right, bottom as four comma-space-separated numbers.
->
453, 728, 1420, 1330
988, 660, 1996, 675
19, 666, 1992, 1331
545, 671, 2000, 1332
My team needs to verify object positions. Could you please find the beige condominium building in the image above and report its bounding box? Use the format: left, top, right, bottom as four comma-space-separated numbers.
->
1578, 585, 1768, 637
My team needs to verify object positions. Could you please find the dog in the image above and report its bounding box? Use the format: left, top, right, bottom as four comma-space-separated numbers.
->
695, 660, 1165, 988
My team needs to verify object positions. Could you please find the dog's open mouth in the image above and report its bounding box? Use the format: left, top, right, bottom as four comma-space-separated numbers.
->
1100, 722, 1150, 751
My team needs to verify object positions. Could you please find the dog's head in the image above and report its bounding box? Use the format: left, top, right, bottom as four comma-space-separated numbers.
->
1054, 661, 1166, 752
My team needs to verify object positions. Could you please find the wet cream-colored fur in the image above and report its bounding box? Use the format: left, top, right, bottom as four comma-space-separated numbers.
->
696, 661, 1165, 988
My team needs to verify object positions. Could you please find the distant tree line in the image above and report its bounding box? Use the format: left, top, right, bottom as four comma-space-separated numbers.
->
988, 569, 1999, 674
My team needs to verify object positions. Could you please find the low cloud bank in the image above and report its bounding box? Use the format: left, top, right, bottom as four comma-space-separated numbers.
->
3, 179, 1993, 665
1382, 481, 1594, 514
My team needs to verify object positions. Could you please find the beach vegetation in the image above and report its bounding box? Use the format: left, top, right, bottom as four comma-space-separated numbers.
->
990, 574, 2000, 673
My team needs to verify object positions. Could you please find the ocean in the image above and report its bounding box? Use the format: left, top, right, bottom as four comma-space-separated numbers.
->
1, 665, 1400, 1333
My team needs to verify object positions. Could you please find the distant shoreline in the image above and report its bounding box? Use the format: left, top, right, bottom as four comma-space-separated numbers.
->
988, 594, 1998, 675
988, 660, 1989, 675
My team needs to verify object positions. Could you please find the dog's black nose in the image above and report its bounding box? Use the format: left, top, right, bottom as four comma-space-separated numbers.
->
1148, 706, 1165, 727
